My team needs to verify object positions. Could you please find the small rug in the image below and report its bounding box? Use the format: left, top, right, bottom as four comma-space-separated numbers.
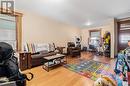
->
64, 59, 110, 81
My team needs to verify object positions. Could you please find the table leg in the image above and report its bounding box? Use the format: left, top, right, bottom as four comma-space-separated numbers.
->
47, 61, 49, 72
65, 56, 67, 64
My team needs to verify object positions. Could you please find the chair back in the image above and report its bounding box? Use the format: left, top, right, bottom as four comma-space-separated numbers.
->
67, 42, 75, 47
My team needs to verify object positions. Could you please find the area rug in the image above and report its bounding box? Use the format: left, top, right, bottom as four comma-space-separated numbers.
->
64, 59, 110, 81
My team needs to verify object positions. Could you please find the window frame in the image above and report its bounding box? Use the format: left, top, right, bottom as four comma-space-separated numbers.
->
89, 29, 101, 38
88, 29, 101, 45
0, 8, 23, 51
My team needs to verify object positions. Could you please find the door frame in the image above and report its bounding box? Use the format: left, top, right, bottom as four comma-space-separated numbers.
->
117, 19, 130, 52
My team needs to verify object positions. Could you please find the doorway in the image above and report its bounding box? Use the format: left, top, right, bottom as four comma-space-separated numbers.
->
117, 19, 130, 52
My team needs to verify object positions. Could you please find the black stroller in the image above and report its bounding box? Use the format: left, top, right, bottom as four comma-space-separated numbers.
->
0, 42, 33, 86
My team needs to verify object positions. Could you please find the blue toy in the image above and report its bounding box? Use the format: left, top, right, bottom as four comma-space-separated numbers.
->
114, 53, 126, 74
116, 75, 123, 86
114, 53, 128, 86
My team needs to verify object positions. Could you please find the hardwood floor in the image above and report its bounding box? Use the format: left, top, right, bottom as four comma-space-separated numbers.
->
23, 52, 115, 86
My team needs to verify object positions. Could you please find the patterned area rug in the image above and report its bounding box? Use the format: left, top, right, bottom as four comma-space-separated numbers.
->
64, 59, 110, 81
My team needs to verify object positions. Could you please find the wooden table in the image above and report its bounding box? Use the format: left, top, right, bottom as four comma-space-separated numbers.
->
42, 54, 66, 72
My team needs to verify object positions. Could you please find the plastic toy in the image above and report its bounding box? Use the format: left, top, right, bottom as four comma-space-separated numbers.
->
114, 53, 126, 74
114, 53, 128, 84
94, 75, 116, 86
103, 31, 111, 57
116, 75, 123, 86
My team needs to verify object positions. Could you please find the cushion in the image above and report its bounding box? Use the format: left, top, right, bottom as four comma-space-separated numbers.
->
49, 43, 55, 52
39, 50, 48, 54
31, 54, 43, 59
24, 43, 36, 53
32, 51, 57, 59
35, 43, 50, 52
42, 52, 56, 57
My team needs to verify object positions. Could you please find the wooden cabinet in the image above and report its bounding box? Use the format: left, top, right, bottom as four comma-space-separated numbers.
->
19, 52, 31, 71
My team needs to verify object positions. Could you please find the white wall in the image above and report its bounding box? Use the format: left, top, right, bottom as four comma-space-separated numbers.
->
22, 11, 81, 48
81, 19, 115, 58
20, 11, 116, 58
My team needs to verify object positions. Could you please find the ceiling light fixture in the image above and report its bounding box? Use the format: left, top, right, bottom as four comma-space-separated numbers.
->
85, 22, 92, 26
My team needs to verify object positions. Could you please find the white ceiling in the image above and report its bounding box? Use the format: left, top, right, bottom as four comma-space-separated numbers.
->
15, 0, 130, 28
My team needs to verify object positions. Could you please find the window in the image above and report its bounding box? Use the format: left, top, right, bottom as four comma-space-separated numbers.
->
0, 8, 23, 51
0, 14, 16, 50
90, 30, 101, 38
89, 30, 101, 46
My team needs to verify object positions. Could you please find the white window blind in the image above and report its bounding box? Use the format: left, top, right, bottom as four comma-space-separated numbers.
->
90, 31, 100, 37
89, 30, 101, 46
0, 14, 16, 50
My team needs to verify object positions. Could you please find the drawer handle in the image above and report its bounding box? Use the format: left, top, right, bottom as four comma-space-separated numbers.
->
23, 57, 25, 60
23, 54, 26, 57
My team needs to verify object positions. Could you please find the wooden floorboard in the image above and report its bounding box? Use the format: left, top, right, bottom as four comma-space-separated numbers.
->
23, 52, 115, 86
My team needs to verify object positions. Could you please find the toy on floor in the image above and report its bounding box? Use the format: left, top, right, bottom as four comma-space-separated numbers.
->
96, 44, 103, 56
116, 75, 123, 86
94, 75, 116, 86
114, 53, 128, 81
114, 54, 126, 74
103, 31, 111, 57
